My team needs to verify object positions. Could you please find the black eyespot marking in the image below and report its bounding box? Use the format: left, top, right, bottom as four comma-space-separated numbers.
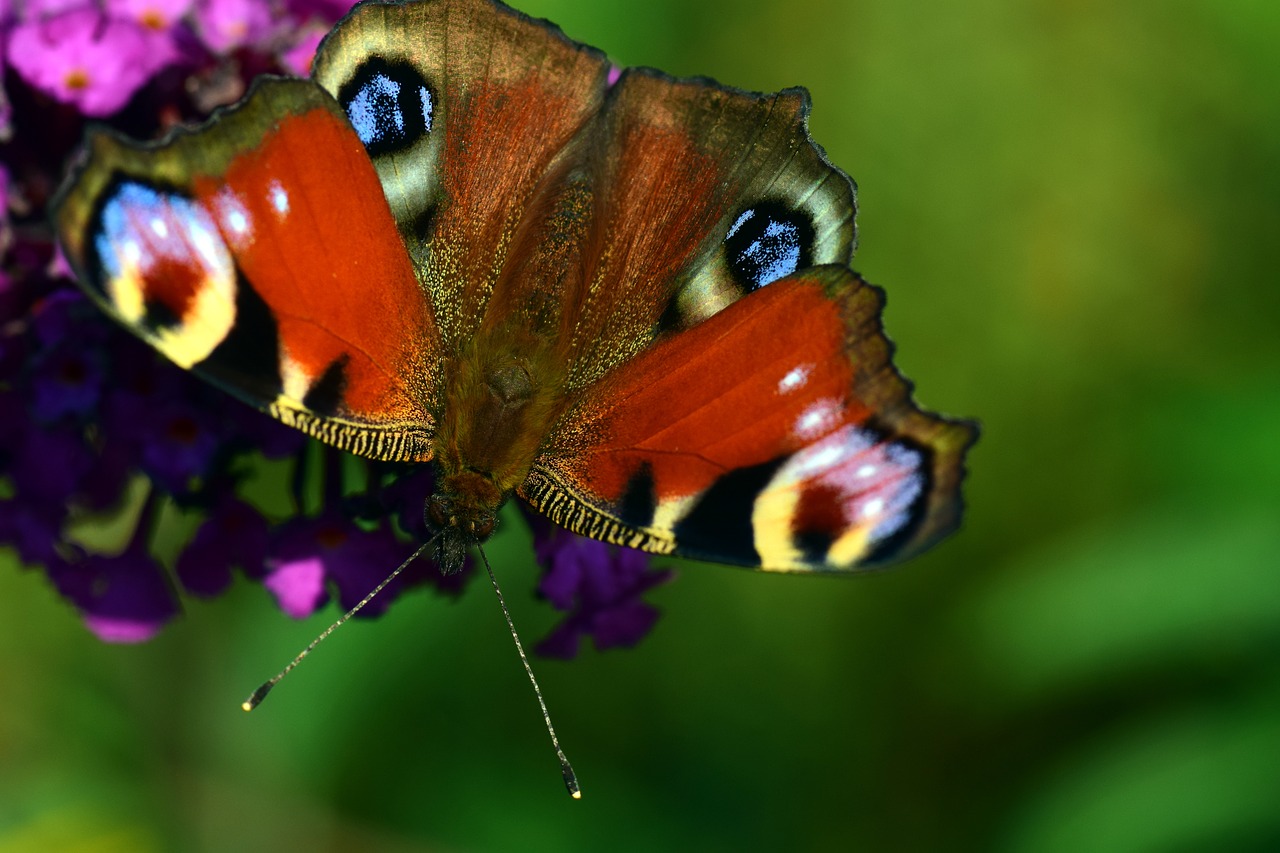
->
794, 528, 836, 565
791, 483, 845, 564
337, 58, 434, 157
655, 294, 683, 333
674, 457, 786, 565
141, 300, 181, 332
302, 354, 350, 415
723, 200, 814, 290
408, 203, 436, 245
198, 271, 283, 402
618, 462, 657, 528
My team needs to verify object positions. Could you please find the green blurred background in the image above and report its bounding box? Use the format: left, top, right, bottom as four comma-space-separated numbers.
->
3, 0, 1279, 850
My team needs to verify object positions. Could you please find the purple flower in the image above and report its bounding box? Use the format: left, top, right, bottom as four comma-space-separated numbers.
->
223, 402, 307, 459
524, 509, 673, 658
177, 496, 270, 596
284, 0, 355, 22
0, 498, 70, 567
44, 494, 180, 643
6, 8, 176, 116
47, 547, 180, 643
264, 513, 420, 619
4, 420, 94, 505
27, 337, 106, 421
140, 403, 224, 491
98, 349, 227, 493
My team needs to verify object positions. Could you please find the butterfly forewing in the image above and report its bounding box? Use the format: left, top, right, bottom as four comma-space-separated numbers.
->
54, 79, 439, 462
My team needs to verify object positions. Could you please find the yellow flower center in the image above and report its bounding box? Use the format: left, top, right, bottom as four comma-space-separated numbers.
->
64, 68, 91, 91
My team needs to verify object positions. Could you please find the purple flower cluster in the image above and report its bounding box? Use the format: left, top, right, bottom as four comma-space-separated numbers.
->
0, 0, 672, 654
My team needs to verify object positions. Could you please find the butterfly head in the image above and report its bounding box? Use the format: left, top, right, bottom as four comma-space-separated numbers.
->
427, 471, 503, 573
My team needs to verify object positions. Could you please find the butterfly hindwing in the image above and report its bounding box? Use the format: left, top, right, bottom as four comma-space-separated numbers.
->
596, 70, 856, 336
53, 78, 439, 462
523, 266, 977, 572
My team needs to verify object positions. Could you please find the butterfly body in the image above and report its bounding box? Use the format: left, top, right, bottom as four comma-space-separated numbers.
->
53, 0, 976, 576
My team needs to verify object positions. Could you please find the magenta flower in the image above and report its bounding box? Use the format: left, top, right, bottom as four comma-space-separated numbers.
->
104, 0, 194, 32
48, 546, 180, 643
6, 8, 177, 116
277, 21, 327, 76
192, 0, 274, 54
263, 513, 419, 619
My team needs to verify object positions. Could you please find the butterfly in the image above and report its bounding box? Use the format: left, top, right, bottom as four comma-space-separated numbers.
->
52, 0, 977, 580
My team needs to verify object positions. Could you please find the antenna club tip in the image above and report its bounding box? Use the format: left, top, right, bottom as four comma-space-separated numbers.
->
563, 766, 581, 799
242, 682, 274, 711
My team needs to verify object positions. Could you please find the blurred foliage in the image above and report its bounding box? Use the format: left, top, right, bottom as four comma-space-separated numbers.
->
2, 0, 1278, 850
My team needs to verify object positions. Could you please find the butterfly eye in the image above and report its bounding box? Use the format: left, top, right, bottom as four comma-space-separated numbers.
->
336, 58, 435, 157
724, 201, 816, 291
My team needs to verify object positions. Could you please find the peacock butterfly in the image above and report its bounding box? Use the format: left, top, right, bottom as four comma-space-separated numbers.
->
53, 0, 976, 582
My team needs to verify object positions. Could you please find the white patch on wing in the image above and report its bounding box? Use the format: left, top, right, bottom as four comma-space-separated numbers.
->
778, 364, 811, 394
269, 181, 289, 216
794, 398, 841, 440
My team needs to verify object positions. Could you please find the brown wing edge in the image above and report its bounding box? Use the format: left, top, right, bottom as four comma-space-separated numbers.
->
316, 0, 612, 73
833, 266, 980, 569
52, 77, 329, 282
605, 67, 858, 257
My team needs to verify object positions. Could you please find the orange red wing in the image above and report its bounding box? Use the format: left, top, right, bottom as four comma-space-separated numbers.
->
54, 79, 438, 461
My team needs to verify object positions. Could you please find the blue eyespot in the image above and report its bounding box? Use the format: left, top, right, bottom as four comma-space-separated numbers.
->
338, 59, 434, 157
724, 201, 814, 290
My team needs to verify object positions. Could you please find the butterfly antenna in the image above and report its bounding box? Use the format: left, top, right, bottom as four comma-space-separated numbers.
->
477, 542, 581, 800
242, 534, 439, 712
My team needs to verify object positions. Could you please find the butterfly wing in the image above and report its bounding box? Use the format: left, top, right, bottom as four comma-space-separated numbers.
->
548, 67, 858, 392
311, 0, 611, 351
523, 266, 977, 572
54, 79, 439, 461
